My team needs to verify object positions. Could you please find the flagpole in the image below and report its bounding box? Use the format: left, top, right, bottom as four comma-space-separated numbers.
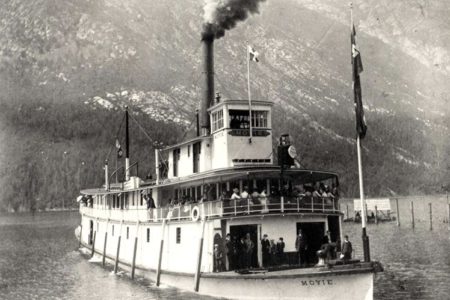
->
247, 45, 253, 143
351, 2, 370, 263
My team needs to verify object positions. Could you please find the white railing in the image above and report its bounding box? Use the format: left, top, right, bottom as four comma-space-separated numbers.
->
80, 196, 339, 223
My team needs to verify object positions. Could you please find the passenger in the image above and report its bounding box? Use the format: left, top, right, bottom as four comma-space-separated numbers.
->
261, 234, 271, 268
295, 229, 308, 267
231, 188, 241, 212
270, 239, 278, 266
240, 186, 250, 200
241, 186, 251, 212
332, 183, 339, 198
230, 115, 240, 129
260, 189, 269, 213
276, 237, 285, 265
251, 189, 260, 204
341, 235, 353, 262
244, 233, 254, 268
236, 236, 246, 269
214, 244, 224, 272
231, 188, 241, 200
225, 234, 237, 271
319, 234, 332, 262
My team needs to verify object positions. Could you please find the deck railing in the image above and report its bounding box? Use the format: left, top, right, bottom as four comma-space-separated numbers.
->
80, 196, 339, 223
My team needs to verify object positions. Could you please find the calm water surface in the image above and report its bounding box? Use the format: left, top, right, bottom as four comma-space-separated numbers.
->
0, 208, 449, 300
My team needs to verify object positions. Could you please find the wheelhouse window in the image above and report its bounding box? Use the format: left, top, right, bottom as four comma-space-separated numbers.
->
211, 110, 224, 132
173, 148, 180, 177
229, 110, 268, 129
252, 111, 268, 128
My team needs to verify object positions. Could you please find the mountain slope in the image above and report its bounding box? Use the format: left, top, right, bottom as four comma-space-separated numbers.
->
0, 0, 448, 210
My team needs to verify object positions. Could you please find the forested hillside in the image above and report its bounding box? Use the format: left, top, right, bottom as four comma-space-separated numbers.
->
0, 0, 448, 211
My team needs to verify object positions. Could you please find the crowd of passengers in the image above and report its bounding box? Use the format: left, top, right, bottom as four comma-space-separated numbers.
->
148, 182, 339, 210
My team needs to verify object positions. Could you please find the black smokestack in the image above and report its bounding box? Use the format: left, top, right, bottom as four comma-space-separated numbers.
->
201, 0, 267, 40
201, 34, 215, 135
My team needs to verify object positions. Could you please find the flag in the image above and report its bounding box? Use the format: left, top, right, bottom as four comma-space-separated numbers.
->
248, 46, 259, 62
351, 24, 367, 139
116, 139, 123, 158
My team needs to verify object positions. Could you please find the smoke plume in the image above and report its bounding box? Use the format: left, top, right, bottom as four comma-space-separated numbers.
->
202, 0, 266, 40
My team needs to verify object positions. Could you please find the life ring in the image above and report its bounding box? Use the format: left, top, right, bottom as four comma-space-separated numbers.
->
191, 206, 200, 222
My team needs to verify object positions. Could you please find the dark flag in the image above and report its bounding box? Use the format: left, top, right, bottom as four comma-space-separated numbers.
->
116, 139, 123, 158
351, 24, 367, 139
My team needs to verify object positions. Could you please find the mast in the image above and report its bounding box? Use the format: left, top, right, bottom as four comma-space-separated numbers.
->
125, 106, 130, 181
351, 2, 370, 262
247, 45, 253, 143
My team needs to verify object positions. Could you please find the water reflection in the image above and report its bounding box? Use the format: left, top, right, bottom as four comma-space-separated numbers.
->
0, 211, 449, 299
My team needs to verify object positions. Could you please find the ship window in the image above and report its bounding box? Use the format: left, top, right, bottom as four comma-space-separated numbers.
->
112, 225, 114, 236
229, 110, 249, 129
211, 110, 224, 132
126, 227, 129, 239
193, 142, 201, 173
252, 111, 268, 128
176, 227, 181, 244
173, 148, 180, 177
147, 228, 150, 243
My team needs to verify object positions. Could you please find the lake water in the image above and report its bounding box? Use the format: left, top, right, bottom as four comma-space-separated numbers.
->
0, 198, 449, 300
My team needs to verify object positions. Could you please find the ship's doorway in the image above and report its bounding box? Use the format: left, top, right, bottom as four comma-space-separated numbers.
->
88, 220, 94, 245
296, 222, 325, 265
229, 224, 258, 268
327, 215, 340, 243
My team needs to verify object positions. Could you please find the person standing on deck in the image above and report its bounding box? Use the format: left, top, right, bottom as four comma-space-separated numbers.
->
244, 233, 254, 268
276, 237, 285, 265
236, 236, 246, 269
341, 235, 353, 262
261, 234, 271, 267
295, 229, 308, 267
225, 233, 236, 270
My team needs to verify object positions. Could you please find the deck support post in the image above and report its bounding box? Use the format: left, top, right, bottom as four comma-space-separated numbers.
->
156, 219, 167, 286
374, 205, 378, 225
194, 218, 207, 292
410, 201, 415, 229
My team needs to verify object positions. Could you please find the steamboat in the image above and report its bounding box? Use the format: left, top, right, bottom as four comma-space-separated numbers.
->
76, 31, 382, 300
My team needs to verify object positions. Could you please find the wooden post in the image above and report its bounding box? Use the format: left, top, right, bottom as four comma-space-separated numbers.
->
131, 221, 140, 280
428, 203, 432, 231
194, 218, 207, 292
396, 198, 400, 227
410, 201, 415, 229
346, 204, 349, 220
448, 203, 450, 231
79, 224, 83, 248
364, 203, 368, 222
102, 232, 108, 266
156, 219, 167, 286
114, 236, 121, 274
374, 205, 378, 225
91, 231, 96, 257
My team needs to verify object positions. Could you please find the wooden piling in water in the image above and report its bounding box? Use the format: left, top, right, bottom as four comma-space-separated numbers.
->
374, 205, 378, 225
131, 221, 140, 280
102, 232, 108, 266
429, 203, 432, 231
131, 237, 138, 280
395, 198, 400, 227
448, 203, 450, 231
79, 224, 83, 248
114, 236, 121, 274
91, 231, 96, 258
410, 201, 415, 229
194, 218, 207, 292
156, 219, 167, 287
